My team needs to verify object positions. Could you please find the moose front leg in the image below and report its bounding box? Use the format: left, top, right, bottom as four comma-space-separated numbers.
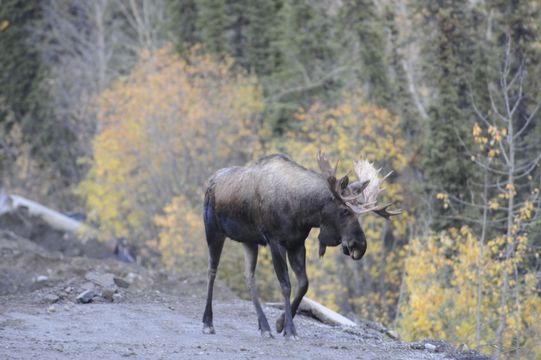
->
276, 244, 308, 334
268, 241, 297, 339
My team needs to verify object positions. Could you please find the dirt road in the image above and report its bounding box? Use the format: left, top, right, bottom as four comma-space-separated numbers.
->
2, 296, 452, 360
0, 226, 486, 360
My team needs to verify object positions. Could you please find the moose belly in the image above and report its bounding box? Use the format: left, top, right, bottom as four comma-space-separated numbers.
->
219, 217, 266, 245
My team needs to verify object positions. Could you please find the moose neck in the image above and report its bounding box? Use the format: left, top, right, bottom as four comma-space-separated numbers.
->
301, 188, 339, 230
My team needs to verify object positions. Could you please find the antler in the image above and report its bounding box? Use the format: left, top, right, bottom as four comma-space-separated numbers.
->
348, 159, 402, 219
317, 150, 341, 200
316, 150, 338, 178
373, 203, 403, 220
317, 151, 365, 203
316, 151, 402, 219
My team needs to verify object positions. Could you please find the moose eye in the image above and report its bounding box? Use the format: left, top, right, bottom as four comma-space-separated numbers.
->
341, 208, 350, 216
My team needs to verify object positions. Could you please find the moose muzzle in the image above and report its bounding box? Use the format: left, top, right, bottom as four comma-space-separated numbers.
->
342, 238, 366, 260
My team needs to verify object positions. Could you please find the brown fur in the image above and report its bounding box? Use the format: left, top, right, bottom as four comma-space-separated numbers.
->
210, 154, 330, 231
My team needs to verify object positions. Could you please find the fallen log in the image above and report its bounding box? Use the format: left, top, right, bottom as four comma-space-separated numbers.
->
0, 193, 86, 233
0, 190, 134, 263
267, 296, 357, 327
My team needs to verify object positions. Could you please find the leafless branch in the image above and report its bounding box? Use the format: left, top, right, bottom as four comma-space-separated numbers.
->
267, 65, 350, 102
514, 101, 541, 139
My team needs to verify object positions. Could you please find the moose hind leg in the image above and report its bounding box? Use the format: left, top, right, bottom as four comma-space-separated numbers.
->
277, 245, 308, 334
202, 232, 225, 334
242, 243, 272, 338
269, 241, 297, 339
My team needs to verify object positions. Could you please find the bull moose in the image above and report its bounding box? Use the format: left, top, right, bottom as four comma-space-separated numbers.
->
202, 152, 401, 338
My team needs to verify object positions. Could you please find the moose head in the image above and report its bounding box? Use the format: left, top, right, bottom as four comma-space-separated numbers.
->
316, 151, 402, 260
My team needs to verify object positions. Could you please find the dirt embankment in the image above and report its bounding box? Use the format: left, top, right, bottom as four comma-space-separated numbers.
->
0, 213, 489, 360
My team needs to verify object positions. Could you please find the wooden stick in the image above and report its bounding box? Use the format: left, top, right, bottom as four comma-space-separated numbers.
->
267, 296, 357, 327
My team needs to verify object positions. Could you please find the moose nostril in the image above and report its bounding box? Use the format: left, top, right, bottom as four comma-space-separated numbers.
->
342, 246, 350, 256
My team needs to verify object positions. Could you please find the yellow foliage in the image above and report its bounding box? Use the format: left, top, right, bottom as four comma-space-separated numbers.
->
398, 227, 541, 358
518, 201, 534, 221
154, 195, 206, 269
489, 200, 500, 210
78, 45, 263, 241
488, 148, 499, 158
473, 122, 505, 156
472, 123, 482, 137
0, 19, 9, 32
77, 44, 276, 300
436, 192, 450, 209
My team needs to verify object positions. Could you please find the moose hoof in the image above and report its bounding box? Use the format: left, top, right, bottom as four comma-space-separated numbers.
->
275, 314, 285, 333
285, 334, 299, 341
202, 325, 215, 334
261, 330, 274, 339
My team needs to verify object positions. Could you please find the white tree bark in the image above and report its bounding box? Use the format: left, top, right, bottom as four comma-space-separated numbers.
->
1, 192, 84, 233
267, 296, 357, 327
0, 191, 117, 254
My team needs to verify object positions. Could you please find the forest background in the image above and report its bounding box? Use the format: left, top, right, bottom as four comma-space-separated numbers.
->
1, 1, 541, 358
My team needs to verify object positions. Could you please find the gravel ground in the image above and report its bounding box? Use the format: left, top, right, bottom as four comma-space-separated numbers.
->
1, 297, 450, 360
0, 226, 488, 360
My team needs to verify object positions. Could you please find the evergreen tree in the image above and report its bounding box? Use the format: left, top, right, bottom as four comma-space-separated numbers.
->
166, 0, 282, 76
0, 0, 43, 128
384, 5, 422, 141
225, 0, 250, 69
0, 0, 76, 188
166, 1, 342, 132
491, 0, 541, 65
165, 0, 199, 54
268, 0, 341, 131
338, 0, 392, 108
415, 0, 481, 229
241, 0, 282, 79
195, 0, 230, 57
490, 0, 541, 139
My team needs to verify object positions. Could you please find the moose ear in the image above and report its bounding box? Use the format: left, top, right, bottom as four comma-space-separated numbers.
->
339, 175, 349, 190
